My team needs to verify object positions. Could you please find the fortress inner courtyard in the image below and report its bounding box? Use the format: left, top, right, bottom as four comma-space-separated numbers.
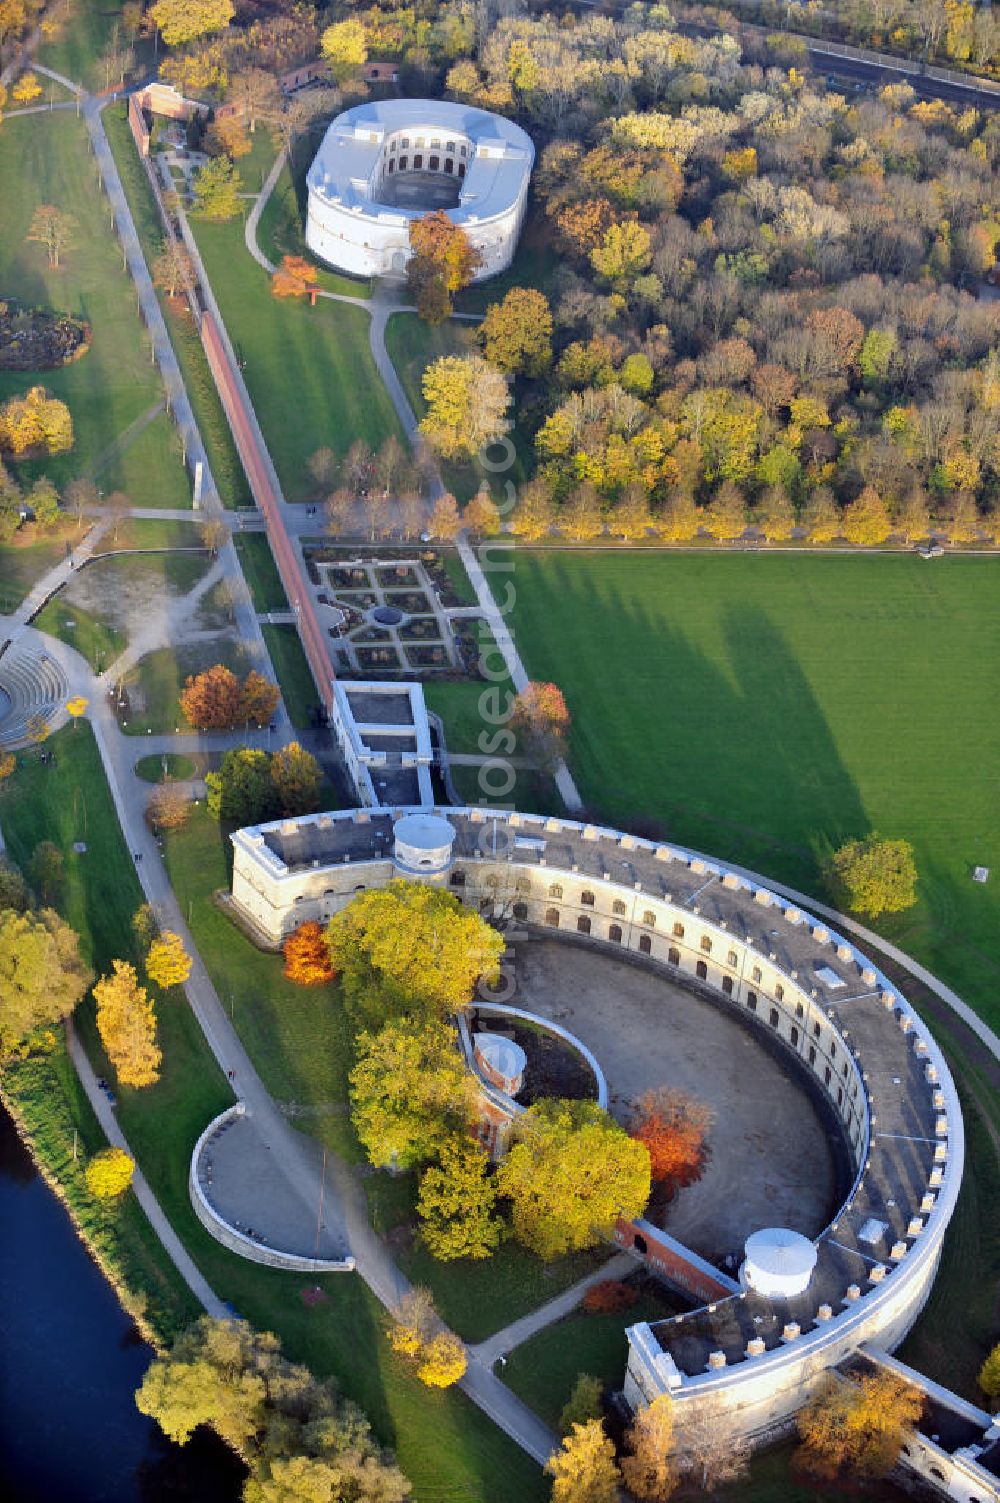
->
508, 939, 842, 1268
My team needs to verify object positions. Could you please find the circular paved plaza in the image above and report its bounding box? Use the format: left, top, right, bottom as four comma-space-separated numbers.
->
510, 939, 842, 1267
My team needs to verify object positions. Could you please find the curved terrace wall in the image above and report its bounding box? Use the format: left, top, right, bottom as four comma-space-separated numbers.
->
228, 806, 962, 1435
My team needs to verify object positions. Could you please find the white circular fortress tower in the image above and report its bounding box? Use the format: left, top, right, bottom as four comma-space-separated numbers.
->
304, 99, 534, 281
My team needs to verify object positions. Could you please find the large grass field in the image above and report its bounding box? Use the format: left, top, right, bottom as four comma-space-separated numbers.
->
0, 533, 66, 613
509, 551, 1000, 1033
187, 150, 404, 503
384, 313, 532, 503
102, 107, 253, 510
257, 157, 373, 300
0, 113, 191, 508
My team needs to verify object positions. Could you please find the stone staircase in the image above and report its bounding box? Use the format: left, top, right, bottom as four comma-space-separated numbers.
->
0, 644, 69, 748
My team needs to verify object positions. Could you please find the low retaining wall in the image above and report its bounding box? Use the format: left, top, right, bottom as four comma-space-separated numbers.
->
189, 1106, 355, 1274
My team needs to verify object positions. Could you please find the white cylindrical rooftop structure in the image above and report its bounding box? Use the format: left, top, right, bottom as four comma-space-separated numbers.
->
741, 1227, 817, 1298
393, 812, 456, 875
474, 1033, 527, 1096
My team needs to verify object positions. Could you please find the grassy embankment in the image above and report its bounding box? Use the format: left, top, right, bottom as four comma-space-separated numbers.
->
0, 112, 190, 507
102, 106, 252, 509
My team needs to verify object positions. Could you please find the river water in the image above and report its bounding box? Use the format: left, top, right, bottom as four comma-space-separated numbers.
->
0, 1102, 244, 1503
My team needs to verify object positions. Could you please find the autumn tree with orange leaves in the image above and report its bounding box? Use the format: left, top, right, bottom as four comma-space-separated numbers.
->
510, 681, 571, 770
283, 921, 335, 985
179, 665, 279, 730
631, 1087, 713, 1194
407, 211, 482, 323
271, 255, 318, 301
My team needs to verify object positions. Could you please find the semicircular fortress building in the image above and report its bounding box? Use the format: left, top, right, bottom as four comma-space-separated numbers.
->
305, 98, 534, 281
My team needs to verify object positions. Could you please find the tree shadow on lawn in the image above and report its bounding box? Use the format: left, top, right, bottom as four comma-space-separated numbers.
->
539, 557, 869, 890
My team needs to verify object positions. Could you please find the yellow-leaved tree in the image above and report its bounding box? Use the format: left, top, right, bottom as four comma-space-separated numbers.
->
796, 1371, 923, 1480
546, 1419, 621, 1503
94, 959, 162, 1088
85, 1146, 135, 1200
146, 930, 192, 990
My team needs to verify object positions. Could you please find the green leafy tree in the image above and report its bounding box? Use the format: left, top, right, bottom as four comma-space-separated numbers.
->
546, 1419, 620, 1503
825, 834, 918, 919
270, 741, 322, 817
560, 1375, 604, 1436
0, 908, 92, 1056
479, 288, 553, 377
350, 1021, 475, 1170
979, 1343, 1000, 1399
27, 840, 63, 906
206, 748, 278, 824
417, 1134, 502, 1259
326, 879, 504, 1028
193, 156, 242, 222
85, 1146, 135, 1200
498, 1099, 651, 1260
150, 0, 234, 47
0, 857, 30, 913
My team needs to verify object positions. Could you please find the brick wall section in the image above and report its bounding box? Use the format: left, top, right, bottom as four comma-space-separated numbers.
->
128, 93, 150, 158
200, 312, 334, 714
615, 1217, 740, 1304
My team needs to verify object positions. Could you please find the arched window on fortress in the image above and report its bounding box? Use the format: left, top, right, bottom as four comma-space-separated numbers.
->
399, 155, 408, 169
612, 899, 627, 916
643, 911, 655, 927
429, 155, 439, 171
672, 921, 684, 937
722, 976, 733, 995
639, 934, 652, 955
609, 924, 622, 943
696, 959, 708, 979
727, 949, 738, 967
775, 983, 784, 1001
445, 159, 453, 173
700, 935, 712, 953
549, 883, 563, 899
513, 901, 527, 920
414, 154, 423, 169
545, 908, 560, 927
581, 890, 595, 907
450, 871, 465, 886
751, 964, 762, 983
577, 915, 591, 935
458, 163, 466, 178
769, 1008, 779, 1027
668, 946, 680, 966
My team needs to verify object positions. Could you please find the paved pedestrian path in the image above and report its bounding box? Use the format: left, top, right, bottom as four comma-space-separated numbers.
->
472, 1250, 636, 1366
65, 1017, 229, 1319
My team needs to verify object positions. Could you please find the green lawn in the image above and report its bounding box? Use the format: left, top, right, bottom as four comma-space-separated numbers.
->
384, 313, 532, 503
510, 551, 1000, 1031
0, 113, 190, 507
92, 517, 203, 553
0, 534, 65, 613
187, 163, 404, 501
424, 680, 496, 755
504, 1290, 680, 1428
134, 752, 197, 783
123, 638, 250, 735
261, 622, 322, 727
235, 531, 289, 613
102, 107, 253, 509
257, 157, 373, 299
36, 0, 150, 92
33, 596, 125, 671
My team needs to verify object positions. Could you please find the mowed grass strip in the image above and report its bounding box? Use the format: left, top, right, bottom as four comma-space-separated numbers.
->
188, 186, 404, 503
0, 534, 66, 613
235, 532, 289, 613
102, 107, 253, 509
508, 551, 1000, 1030
260, 622, 322, 728
0, 113, 190, 508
